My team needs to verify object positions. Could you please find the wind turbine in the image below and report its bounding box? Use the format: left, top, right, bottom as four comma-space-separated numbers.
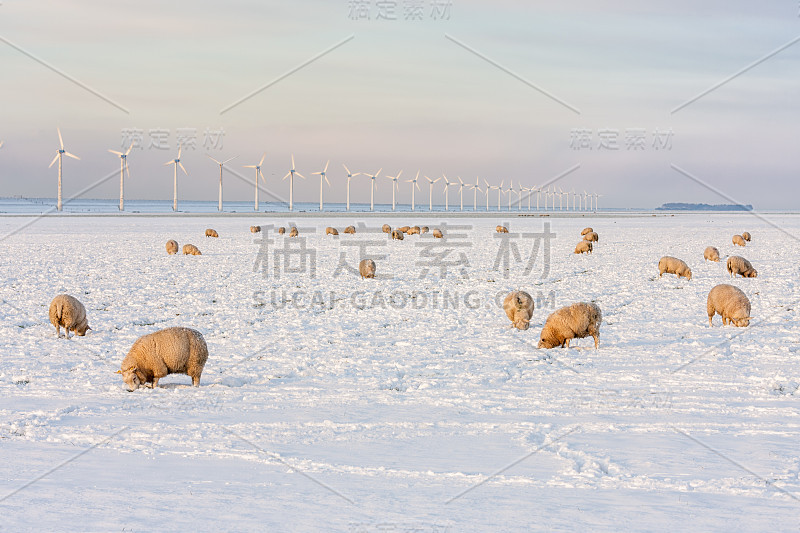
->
312, 160, 332, 211
108, 142, 133, 211
49, 128, 80, 211
282, 155, 305, 211
343, 164, 360, 212
441, 175, 456, 211
571, 188, 576, 211
164, 144, 187, 212
243, 153, 267, 211
471, 176, 482, 211
596, 193, 602, 211
406, 171, 421, 211
456, 177, 468, 211
558, 187, 564, 211
207, 154, 238, 212
484, 179, 493, 211
386, 170, 402, 211
365, 168, 382, 211
583, 190, 588, 211
520, 185, 531, 211
424, 175, 440, 211
504, 180, 514, 211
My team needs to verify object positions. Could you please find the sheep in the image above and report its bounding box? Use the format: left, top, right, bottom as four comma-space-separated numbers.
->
742, 231, 751, 242
703, 246, 720, 262
359, 259, 376, 279
250, 226, 261, 233
118, 327, 209, 391
344, 226, 356, 234
49, 294, 90, 339
732, 234, 746, 247
166, 240, 179, 255
382, 224, 392, 234
205, 229, 219, 238
398, 226, 411, 234
583, 231, 599, 242
574, 241, 592, 254
581, 227, 593, 235
432, 229, 443, 239
183, 244, 202, 256
503, 291, 535, 330
420, 226, 430, 234
496, 225, 509, 233
391, 229, 405, 240
707, 284, 751, 327
289, 227, 299, 237
538, 302, 602, 349
658, 256, 692, 280
407, 226, 421, 235
278, 227, 286, 235
727, 256, 757, 278
326, 227, 339, 236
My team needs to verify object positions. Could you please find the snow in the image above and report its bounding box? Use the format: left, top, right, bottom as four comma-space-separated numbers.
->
0, 212, 798, 531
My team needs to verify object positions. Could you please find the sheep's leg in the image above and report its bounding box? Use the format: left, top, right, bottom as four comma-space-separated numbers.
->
151, 377, 160, 388
64, 327, 70, 340
593, 335, 599, 349
55, 324, 61, 338
708, 315, 713, 326
564, 339, 570, 348
192, 375, 201, 387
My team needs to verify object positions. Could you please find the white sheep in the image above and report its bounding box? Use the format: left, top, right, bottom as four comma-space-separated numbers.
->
250, 226, 261, 233
703, 246, 720, 262
574, 241, 592, 254
398, 226, 411, 234
118, 327, 209, 390
432, 229, 443, 239
359, 259, 376, 279
278, 227, 286, 235
49, 294, 90, 338
205, 228, 219, 238
326, 227, 339, 236
581, 227, 593, 235
583, 231, 599, 242
166, 240, 179, 255
742, 231, 751, 242
727, 256, 757, 278
344, 226, 356, 234
183, 244, 202, 256
503, 291, 535, 330
420, 226, 430, 234
707, 284, 751, 327
538, 302, 602, 349
391, 229, 405, 240
496, 225, 509, 233
382, 224, 392, 234
289, 227, 299, 237
658, 256, 692, 280
732, 234, 746, 247
407, 226, 421, 235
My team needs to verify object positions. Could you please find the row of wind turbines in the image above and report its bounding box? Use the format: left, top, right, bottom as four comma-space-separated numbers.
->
42, 129, 602, 212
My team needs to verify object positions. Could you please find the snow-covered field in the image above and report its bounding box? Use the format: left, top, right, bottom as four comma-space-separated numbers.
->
1, 213, 798, 532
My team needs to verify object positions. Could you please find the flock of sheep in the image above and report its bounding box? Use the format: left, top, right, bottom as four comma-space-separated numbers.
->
45, 223, 757, 391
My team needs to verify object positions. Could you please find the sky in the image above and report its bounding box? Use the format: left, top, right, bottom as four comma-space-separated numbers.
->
0, 0, 798, 209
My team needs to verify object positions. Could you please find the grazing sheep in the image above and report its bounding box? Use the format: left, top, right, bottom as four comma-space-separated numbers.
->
420, 226, 430, 234
205, 229, 219, 238
391, 229, 405, 240
703, 246, 720, 262
496, 225, 509, 233
344, 225, 356, 234
382, 224, 392, 234
742, 231, 751, 242
538, 302, 602, 349
727, 256, 757, 278
407, 226, 421, 235
583, 231, 599, 242
732, 234, 746, 247
658, 256, 692, 280
166, 240, 179, 255
398, 226, 411, 234
581, 227, 593, 235
250, 226, 261, 233
326, 227, 339, 236
183, 244, 202, 256
707, 284, 751, 327
432, 229, 443, 239
359, 259, 376, 279
503, 291, 535, 330
574, 241, 592, 254
289, 227, 299, 237
48, 294, 90, 339
119, 327, 209, 390
278, 227, 286, 235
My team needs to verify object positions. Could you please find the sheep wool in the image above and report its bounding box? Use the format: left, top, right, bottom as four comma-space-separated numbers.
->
183, 244, 202, 256
503, 291, 535, 330
49, 294, 90, 339
538, 302, 602, 349
707, 284, 751, 327
658, 256, 692, 280
575, 241, 592, 254
727, 256, 757, 278
166, 240, 179, 255
359, 259, 376, 279
703, 246, 720, 262
732, 235, 746, 247
120, 327, 209, 390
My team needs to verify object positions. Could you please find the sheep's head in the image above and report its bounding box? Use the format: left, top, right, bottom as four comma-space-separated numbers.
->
746, 269, 757, 278
75, 321, 90, 336
121, 367, 143, 391
685, 270, 692, 281
732, 316, 751, 327
514, 319, 530, 330
538, 338, 556, 349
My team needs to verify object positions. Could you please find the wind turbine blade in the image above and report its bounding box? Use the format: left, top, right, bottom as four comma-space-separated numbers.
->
312, 172, 322, 176
283, 172, 291, 180
291, 154, 295, 169
323, 160, 329, 173
64, 152, 80, 160
342, 163, 351, 176
325, 175, 331, 187
222, 155, 238, 164
48, 153, 59, 168
375, 168, 382, 178
259, 169, 266, 183
108, 149, 123, 156
207, 154, 222, 165
177, 144, 182, 159
483, 179, 489, 188
243, 165, 257, 169
458, 176, 463, 185
57, 128, 64, 149
499, 180, 504, 189
415, 181, 420, 191
125, 160, 130, 178
0, 141, 4, 149
396, 170, 402, 179
178, 162, 188, 175
125, 142, 134, 156
296, 172, 306, 180
259, 153, 266, 166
